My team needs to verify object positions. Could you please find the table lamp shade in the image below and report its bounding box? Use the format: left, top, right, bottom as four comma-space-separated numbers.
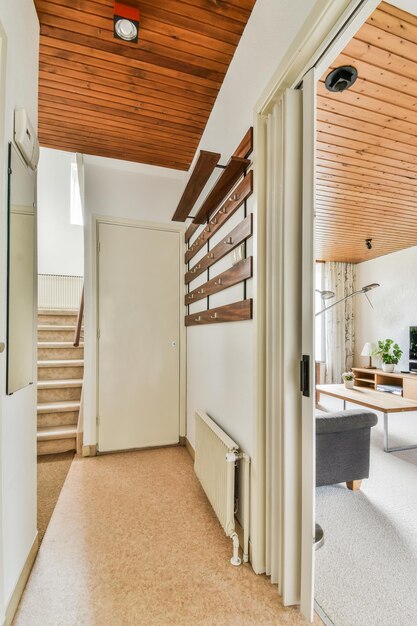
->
361, 342, 375, 357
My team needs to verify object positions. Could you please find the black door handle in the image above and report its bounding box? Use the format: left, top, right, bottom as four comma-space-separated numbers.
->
300, 355, 310, 397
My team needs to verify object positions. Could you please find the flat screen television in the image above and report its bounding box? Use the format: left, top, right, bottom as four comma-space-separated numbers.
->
410, 326, 417, 362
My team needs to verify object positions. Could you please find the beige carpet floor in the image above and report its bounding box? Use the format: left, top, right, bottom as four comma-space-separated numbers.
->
15, 447, 320, 626
37, 452, 74, 544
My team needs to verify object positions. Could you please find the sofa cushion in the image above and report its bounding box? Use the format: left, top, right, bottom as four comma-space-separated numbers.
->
316, 409, 378, 434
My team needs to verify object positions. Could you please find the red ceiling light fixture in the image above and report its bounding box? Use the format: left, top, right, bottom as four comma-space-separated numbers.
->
114, 2, 140, 43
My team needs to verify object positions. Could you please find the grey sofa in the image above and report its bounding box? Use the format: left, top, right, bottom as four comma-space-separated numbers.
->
316, 409, 378, 491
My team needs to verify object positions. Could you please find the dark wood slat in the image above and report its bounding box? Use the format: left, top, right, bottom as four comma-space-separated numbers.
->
184, 223, 199, 243
172, 151, 220, 221
185, 171, 253, 263
185, 257, 252, 305
185, 214, 252, 283
185, 299, 252, 326
193, 157, 250, 224
233, 127, 253, 158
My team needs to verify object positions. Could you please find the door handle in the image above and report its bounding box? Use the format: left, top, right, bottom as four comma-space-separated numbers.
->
300, 355, 310, 397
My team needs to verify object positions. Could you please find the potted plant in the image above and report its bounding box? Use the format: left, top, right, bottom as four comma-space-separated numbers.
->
376, 339, 403, 373
342, 371, 355, 389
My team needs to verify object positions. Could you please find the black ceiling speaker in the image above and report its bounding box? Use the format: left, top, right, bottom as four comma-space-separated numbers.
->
325, 66, 358, 92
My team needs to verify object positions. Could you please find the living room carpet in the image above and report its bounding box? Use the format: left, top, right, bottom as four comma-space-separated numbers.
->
315, 398, 417, 626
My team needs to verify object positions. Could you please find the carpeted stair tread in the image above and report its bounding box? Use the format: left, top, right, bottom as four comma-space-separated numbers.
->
37, 401, 80, 413
37, 425, 77, 441
38, 324, 77, 331
38, 379, 83, 389
37, 341, 84, 348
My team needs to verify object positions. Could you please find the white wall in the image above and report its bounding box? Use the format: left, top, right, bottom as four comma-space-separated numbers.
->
82, 156, 185, 445
354, 245, 417, 371
0, 0, 39, 617
37, 147, 84, 276
186, 0, 317, 453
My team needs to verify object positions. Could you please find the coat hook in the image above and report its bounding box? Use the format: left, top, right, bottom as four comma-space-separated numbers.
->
229, 193, 239, 202
205, 226, 211, 233
188, 294, 194, 299
210, 312, 218, 319
224, 237, 233, 245
220, 206, 228, 214
211, 217, 217, 225
207, 252, 214, 259
195, 316, 202, 322
197, 288, 205, 294
214, 278, 222, 286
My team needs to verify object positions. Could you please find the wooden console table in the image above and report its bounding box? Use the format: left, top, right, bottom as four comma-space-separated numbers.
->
352, 367, 417, 400
316, 383, 417, 453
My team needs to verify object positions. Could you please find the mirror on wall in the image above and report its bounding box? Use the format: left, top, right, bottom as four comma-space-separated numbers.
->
7, 142, 36, 394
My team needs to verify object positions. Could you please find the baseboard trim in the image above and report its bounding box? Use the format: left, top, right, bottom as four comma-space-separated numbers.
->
185, 437, 195, 461
76, 430, 83, 455
82, 444, 97, 457
4, 532, 39, 626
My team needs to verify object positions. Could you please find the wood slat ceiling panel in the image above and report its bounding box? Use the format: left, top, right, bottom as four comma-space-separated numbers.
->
317, 1, 417, 263
34, 0, 256, 169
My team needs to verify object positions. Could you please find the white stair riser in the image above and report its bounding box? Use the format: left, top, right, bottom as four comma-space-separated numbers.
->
38, 387, 82, 403
38, 346, 84, 360
38, 366, 84, 381
37, 411, 78, 428
37, 438, 76, 455
37, 314, 78, 326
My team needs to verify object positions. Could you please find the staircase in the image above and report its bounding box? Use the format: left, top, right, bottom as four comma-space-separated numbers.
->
37, 309, 84, 455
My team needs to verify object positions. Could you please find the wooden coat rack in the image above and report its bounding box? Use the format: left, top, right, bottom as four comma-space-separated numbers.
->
171, 128, 254, 326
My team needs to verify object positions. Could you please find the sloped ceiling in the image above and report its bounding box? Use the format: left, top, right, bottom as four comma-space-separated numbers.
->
34, 0, 256, 170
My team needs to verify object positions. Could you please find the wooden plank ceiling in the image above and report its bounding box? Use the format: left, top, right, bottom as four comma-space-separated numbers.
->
317, 1, 417, 263
34, 0, 256, 170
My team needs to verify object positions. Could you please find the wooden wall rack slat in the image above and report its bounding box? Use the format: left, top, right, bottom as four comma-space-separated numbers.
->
193, 156, 250, 224
233, 127, 253, 159
185, 214, 253, 284
184, 223, 199, 243
185, 257, 252, 305
172, 150, 221, 222
185, 299, 252, 326
185, 171, 253, 264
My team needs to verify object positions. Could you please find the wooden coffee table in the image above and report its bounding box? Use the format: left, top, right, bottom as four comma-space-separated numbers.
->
316, 384, 417, 453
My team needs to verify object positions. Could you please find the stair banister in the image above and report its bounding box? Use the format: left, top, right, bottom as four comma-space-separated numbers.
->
73, 287, 84, 347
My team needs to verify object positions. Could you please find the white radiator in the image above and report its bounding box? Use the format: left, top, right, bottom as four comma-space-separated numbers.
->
38, 274, 83, 310
194, 410, 250, 565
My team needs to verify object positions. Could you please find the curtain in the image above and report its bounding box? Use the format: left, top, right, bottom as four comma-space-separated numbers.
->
324, 262, 355, 383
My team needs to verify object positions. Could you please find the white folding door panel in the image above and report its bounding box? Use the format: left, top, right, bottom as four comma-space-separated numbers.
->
98, 222, 180, 452
300, 68, 316, 622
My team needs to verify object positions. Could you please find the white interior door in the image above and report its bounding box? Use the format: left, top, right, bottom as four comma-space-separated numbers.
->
97, 222, 180, 452
300, 68, 317, 622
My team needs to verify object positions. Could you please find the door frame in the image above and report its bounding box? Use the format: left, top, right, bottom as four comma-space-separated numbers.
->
86, 215, 186, 451
252, 0, 381, 618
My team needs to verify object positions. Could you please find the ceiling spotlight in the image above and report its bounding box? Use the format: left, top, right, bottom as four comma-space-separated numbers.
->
114, 2, 140, 43
365, 238, 372, 250
325, 66, 358, 92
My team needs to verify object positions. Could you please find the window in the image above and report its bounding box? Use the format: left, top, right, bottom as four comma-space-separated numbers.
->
70, 162, 83, 226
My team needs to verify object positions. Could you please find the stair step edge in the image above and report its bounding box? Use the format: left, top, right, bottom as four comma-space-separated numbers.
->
37, 379, 83, 389
37, 426, 77, 441
37, 360, 84, 367
37, 402, 80, 413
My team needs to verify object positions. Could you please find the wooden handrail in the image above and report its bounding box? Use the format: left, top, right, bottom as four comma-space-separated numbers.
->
73, 287, 84, 347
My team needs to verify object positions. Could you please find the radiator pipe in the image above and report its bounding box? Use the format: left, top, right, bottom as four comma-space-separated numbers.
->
230, 532, 241, 566
242, 453, 250, 563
